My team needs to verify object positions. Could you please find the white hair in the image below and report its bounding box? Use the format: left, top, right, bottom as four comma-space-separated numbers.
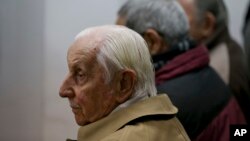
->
76, 25, 157, 98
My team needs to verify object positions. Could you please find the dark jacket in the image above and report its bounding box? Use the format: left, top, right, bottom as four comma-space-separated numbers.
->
156, 45, 246, 140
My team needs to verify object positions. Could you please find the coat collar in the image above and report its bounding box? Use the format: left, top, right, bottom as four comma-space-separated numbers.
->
77, 94, 177, 141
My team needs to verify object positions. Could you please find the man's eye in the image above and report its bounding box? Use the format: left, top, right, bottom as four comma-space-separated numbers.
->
77, 72, 83, 77
76, 71, 85, 82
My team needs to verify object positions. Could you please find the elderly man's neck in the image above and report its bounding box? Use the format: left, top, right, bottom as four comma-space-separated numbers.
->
111, 93, 149, 114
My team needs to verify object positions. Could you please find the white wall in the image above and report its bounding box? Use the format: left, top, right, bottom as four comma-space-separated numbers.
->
225, 0, 249, 46
0, 0, 44, 140
43, 0, 120, 141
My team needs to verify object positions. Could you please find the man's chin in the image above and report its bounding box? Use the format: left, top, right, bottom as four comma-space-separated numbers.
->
74, 113, 106, 126
74, 115, 89, 126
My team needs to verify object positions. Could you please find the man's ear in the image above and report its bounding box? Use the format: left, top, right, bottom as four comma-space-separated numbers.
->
143, 28, 168, 55
200, 12, 215, 39
115, 70, 136, 103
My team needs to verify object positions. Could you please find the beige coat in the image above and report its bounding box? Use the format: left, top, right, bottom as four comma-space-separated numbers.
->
69, 94, 190, 141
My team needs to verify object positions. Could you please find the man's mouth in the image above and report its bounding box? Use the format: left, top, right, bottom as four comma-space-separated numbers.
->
69, 101, 81, 109
71, 108, 81, 114
70, 105, 80, 109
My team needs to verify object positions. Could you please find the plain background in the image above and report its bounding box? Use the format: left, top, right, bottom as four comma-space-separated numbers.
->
0, 0, 249, 140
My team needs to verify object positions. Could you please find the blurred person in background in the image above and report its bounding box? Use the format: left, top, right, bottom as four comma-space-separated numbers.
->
59, 25, 190, 141
116, 0, 247, 140
178, 0, 250, 123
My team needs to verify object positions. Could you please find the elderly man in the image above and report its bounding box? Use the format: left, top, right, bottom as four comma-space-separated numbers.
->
59, 25, 190, 141
177, 0, 250, 123
116, 0, 246, 140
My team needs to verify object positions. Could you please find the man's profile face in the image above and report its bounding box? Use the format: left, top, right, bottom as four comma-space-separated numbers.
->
59, 36, 118, 126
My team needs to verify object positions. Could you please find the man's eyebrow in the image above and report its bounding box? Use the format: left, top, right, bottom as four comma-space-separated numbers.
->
68, 61, 79, 73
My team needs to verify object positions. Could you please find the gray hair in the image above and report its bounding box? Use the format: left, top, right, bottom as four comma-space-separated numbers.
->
118, 0, 145, 19
122, 0, 190, 47
76, 25, 157, 98
194, 0, 228, 29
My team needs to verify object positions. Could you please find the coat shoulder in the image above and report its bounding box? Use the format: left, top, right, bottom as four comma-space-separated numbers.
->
101, 117, 190, 141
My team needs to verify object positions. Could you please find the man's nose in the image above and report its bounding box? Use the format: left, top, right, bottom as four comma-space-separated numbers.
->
59, 87, 74, 98
59, 77, 74, 98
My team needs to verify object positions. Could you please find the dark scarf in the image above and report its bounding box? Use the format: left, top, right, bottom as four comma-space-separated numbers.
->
152, 36, 197, 71
155, 45, 209, 85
